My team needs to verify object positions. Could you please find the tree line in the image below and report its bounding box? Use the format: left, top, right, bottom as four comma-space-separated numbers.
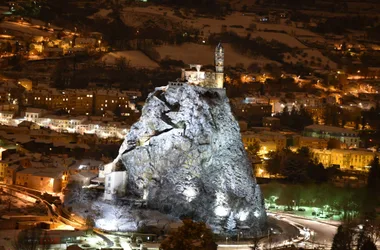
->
265, 147, 336, 183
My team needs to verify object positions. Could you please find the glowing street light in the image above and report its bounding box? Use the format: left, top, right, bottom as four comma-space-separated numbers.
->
258, 168, 264, 176
267, 227, 273, 248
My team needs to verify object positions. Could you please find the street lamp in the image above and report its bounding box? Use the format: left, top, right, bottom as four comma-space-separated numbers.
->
267, 228, 273, 249
310, 230, 315, 248
237, 231, 243, 242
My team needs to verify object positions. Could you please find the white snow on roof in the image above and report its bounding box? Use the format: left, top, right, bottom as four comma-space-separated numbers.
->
305, 124, 358, 134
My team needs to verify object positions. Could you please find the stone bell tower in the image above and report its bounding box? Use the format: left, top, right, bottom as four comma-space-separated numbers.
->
215, 42, 224, 89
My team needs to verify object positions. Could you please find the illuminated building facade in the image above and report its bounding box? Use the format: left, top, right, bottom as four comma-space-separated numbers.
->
27, 88, 139, 116
312, 148, 378, 172
15, 168, 63, 193
304, 124, 360, 148
179, 43, 224, 89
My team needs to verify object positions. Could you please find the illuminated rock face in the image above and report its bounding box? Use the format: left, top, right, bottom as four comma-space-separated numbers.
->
118, 85, 266, 234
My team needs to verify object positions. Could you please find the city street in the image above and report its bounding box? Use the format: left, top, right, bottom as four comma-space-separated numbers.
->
269, 212, 339, 248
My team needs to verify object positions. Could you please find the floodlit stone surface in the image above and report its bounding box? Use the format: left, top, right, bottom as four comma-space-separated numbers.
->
117, 85, 266, 233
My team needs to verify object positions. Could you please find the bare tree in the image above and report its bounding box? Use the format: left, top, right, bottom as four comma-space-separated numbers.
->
85, 215, 95, 235
4, 195, 16, 212
364, 222, 380, 245
111, 203, 128, 231
12, 227, 50, 250
115, 56, 130, 71
66, 182, 88, 204
250, 235, 260, 250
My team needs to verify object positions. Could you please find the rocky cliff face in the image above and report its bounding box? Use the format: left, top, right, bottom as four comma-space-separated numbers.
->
117, 85, 266, 234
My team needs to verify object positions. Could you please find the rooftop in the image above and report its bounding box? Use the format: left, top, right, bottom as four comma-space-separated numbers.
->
305, 124, 358, 135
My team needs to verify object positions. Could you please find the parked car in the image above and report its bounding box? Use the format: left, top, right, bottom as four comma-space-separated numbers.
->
297, 208, 306, 211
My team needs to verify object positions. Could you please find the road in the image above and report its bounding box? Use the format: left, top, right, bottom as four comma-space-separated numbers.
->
3, 184, 340, 249
0, 184, 114, 248
269, 212, 339, 248
266, 215, 300, 246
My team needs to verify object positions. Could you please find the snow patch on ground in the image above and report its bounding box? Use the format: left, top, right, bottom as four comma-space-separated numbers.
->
156, 43, 279, 68
88, 9, 113, 21
283, 49, 337, 70
68, 196, 180, 232
252, 32, 307, 48
0, 21, 53, 36
256, 22, 319, 37
120, 6, 322, 39
101, 50, 160, 69
0, 193, 47, 216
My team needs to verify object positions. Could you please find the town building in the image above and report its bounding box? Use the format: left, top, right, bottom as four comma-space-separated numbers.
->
97, 161, 127, 200
178, 43, 224, 89
303, 124, 360, 148
262, 117, 280, 130
0, 153, 29, 183
241, 131, 287, 154
293, 135, 328, 149
15, 167, 64, 193
27, 87, 140, 116
231, 99, 272, 126
17, 78, 32, 91
5, 164, 22, 185
25, 108, 46, 121
312, 148, 378, 172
